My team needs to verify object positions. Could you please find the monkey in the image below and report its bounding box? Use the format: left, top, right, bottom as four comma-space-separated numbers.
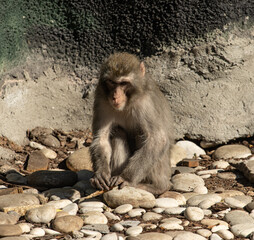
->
89, 52, 174, 195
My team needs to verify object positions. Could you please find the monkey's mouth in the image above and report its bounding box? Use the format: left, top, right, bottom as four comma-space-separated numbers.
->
112, 102, 125, 111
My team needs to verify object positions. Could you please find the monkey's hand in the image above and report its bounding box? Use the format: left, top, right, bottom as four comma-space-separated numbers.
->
90, 172, 111, 191
109, 175, 124, 188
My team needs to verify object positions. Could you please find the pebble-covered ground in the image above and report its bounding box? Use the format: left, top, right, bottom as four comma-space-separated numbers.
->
0, 127, 254, 240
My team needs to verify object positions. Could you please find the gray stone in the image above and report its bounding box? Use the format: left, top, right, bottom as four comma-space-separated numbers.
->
172, 166, 196, 174
0, 237, 28, 240
121, 220, 140, 227
81, 229, 102, 239
231, 223, 254, 237
101, 233, 118, 240
224, 195, 252, 208
138, 232, 173, 240
40, 148, 57, 159
103, 186, 156, 208
46, 199, 72, 209
38, 134, 60, 148
25, 205, 56, 223
231, 160, 254, 183
52, 215, 83, 233
224, 210, 254, 225
171, 173, 205, 192
104, 211, 120, 221
217, 172, 238, 179
82, 211, 108, 224
114, 204, 133, 214
111, 223, 124, 232
187, 193, 222, 206
66, 147, 93, 172
212, 160, 230, 169
30, 227, 45, 237
164, 207, 186, 215
0, 146, 16, 160
173, 231, 207, 240
43, 188, 81, 201
62, 203, 78, 215
0, 194, 40, 210
128, 208, 146, 217
82, 224, 110, 234
213, 144, 251, 159
27, 170, 78, 188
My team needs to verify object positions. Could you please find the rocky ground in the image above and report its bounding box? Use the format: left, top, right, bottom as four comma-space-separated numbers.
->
0, 127, 254, 240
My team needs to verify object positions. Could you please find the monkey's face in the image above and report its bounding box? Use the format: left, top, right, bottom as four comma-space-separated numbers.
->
105, 77, 131, 111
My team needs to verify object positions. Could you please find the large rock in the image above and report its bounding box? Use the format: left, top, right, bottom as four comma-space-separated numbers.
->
103, 187, 156, 208
52, 215, 83, 233
213, 144, 251, 159
27, 170, 78, 188
230, 160, 254, 183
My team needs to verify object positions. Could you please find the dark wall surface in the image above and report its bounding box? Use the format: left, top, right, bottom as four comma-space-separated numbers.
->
1, 0, 254, 70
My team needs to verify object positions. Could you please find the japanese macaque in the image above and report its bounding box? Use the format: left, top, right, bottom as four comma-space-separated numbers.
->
90, 52, 174, 195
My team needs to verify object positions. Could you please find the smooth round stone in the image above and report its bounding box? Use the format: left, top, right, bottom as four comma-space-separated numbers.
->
80, 206, 103, 213
82, 224, 109, 234
104, 211, 120, 221
200, 174, 211, 179
231, 223, 254, 237
82, 211, 108, 224
38, 134, 60, 148
103, 186, 155, 208
200, 141, 217, 149
201, 219, 228, 228
66, 147, 93, 172
27, 170, 78, 188
173, 231, 207, 240
161, 217, 182, 224
175, 140, 206, 158
142, 212, 162, 221
128, 208, 146, 217
126, 226, 143, 236
44, 228, 61, 235
18, 223, 31, 233
29, 141, 45, 150
138, 232, 173, 240
164, 207, 186, 215
81, 229, 102, 239
199, 199, 218, 209
155, 198, 178, 208
79, 201, 105, 208
247, 202, 254, 212
62, 203, 78, 215
196, 229, 212, 238
187, 193, 222, 206
139, 223, 157, 230
170, 144, 187, 167
114, 204, 133, 214
184, 207, 204, 221
0, 194, 40, 210
0, 237, 28, 240
224, 195, 252, 208
159, 222, 183, 230
30, 228, 45, 237
193, 186, 208, 194
224, 210, 254, 225
203, 209, 212, 216
197, 169, 222, 175
101, 233, 118, 240
213, 144, 252, 159
159, 191, 186, 205
111, 223, 124, 232
52, 215, 83, 233
25, 205, 56, 223
40, 148, 57, 159
171, 173, 205, 192
211, 225, 228, 232
152, 208, 164, 213
216, 229, 234, 239
217, 172, 237, 180
121, 220, 140, 227
210, 233, 222, 240
43, 188, 81, 202
46, 199, 72, 209
0, 225, 22, 237
0, 212, 19, 225
212, 160, 230, 169
216, 190, 244, 199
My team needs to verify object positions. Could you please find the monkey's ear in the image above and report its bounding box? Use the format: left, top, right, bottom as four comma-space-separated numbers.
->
140, 62, 145, 77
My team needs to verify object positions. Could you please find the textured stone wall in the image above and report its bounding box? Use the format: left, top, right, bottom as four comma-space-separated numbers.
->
1, 0, 254, 144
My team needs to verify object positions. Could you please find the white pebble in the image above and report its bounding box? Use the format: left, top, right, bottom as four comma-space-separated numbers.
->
164, 207, 186, 215
79, 201, 105, 208
184, 207, 204, 221
101, 233, 118, 240
210, 233, 223, 240
212, 160, 229, 169
125, 226, 143, 236
114, 204, 133, 214
159, 222, 183, 230
104, 211, 120, 221
18, 223, 31, 233
46, 199, 72, 209
217, 229, 234, 239
155, 198, 178, 208
41, 148, 57, 159
29, 141, 45, 149
81, 229, 102, 239
62, 203, 78, 215
211, 224, 228, 232
80, 206, 104, 213
193, 186, 208, 194
200, 174, 211, 179
111, 223, 124, 232
44, 228, 61, 235
30, 228, 45, 237
152, 207, 164, 213
197, 229, 212, 238
128, 208, 146, 217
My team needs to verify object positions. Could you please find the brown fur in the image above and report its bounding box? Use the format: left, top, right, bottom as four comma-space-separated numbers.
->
90, 52, 174, 195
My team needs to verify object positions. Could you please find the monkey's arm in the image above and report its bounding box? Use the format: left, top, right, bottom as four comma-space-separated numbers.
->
90, 116, 112, 190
